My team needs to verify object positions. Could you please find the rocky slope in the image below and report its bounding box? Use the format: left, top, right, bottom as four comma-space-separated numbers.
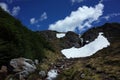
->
82, 23, 120, 44
0, 7, 61, 80
37, 23, 120, 80
38, 31, 81, 51
56, 23, 120, 80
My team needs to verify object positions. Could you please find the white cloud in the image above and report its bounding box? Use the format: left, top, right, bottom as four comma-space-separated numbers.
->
95, 13, 120, 23
49, 3, 104, 33
71, 0, 84, 4
40, 12, 47, 21
30, 18, 38, 24
102, 13, 120, 20
11, 6, 21, 16
0, 2, 20, 16
30, 12, 47, 25
0, 2, 9, 12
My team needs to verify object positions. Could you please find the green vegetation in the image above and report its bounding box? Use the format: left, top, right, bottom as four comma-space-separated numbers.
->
0, 7, 53, 66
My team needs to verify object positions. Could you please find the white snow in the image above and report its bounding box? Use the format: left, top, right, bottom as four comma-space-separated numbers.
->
61, 32, 110, 58
47, 69, 58, 80
56, 33, 65, 38
86, 40, 89, 43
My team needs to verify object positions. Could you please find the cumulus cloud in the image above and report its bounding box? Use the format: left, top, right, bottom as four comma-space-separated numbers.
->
40, 12, 47, 21
71, 0, 84, 4
0, 2, 20, 16
0, 2, 9, 12
30, 18, 38, 24
30, 12, 47, 25
11, 6, 21, 16
48, 3, 104, 33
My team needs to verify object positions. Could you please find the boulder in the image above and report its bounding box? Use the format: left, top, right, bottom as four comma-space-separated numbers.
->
10, 58, 36, 79
39, 71, 46, 78
0, 66, 8, 80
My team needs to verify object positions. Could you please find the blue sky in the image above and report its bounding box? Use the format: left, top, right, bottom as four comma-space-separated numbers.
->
0, 0, 120, 33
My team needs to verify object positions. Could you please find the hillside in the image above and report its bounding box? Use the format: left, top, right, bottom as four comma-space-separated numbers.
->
0, 7, 53, 67
38, 30, 81, 51
37, 23, 120, 80
0, 7, 63, 80
56, 23, 120, 80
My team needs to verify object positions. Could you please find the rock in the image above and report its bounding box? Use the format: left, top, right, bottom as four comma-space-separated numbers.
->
60, 31, 81, 48
0, 66, 7, 73
35, 59, 39, 65
82, 23, 120, 44
0, 66, 8, 80
10, 58, 36, 79
38, 30, 82, 51
80, 73, 85, 78
38, 30, 57, 41
46, 69, 58, 80
39, 71, 46, 78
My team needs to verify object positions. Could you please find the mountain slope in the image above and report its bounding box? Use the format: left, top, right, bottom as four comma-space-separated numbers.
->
38, 31, 81, 52
0, 7, 52, 67
56, 23, 120, 80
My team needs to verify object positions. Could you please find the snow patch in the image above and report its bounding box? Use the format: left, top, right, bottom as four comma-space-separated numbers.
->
61, 32, 110, 58
56, 33, 65, 38
86, 40, 89, 43
47, 69, 58, 80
